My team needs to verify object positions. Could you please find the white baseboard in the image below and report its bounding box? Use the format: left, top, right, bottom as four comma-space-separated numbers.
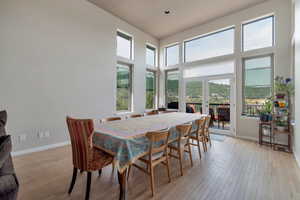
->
294, 152, 300, 169
11, 141, 70, 157
235, 135, 258, 142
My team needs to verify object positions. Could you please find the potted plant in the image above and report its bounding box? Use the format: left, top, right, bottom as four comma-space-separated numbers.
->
258, 98, 273, 122
274, 76, 294, 98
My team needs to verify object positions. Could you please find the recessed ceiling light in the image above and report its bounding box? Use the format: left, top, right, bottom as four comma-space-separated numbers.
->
164, 10, 171, 15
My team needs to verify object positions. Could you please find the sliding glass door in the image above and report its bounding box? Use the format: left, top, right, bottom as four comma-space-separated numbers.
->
185, 76, 235, 135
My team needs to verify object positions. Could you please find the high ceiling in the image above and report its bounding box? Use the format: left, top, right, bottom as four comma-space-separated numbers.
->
89, 0, 267, 39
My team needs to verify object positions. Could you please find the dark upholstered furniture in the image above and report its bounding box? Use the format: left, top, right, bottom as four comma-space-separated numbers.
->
217, 107, 230, 129
0, 110, 19, 200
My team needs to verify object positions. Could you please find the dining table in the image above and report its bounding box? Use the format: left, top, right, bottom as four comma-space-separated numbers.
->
93, 112, 204, 200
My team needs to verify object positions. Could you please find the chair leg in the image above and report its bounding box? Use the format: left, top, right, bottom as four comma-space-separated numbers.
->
149, 165, 155, 197
112, 161, 115, 173
197, 140, 202, 160
187, 143, 193, 167
98, 169, 102, 177
68, 167, 78, 194
208, 133, 212, 147
178, 148, 184, 176
165, 155, 171, 183
127, 165, 131, 181
85, 172, 92, 200
202, 141, 207, 152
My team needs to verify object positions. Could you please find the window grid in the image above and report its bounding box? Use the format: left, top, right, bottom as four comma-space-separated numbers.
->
146, 45, 156, 67
165, 69, 179, 109
165, 44, 180, 67
117, 31, 133, 60
242, 15, 275, 52
184, 27, 235, 63
242, 54, 274, 117
146, 70, 157, 109
116, 63, 133, 112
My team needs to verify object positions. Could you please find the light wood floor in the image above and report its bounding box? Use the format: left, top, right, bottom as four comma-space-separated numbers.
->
13, 137, 300, 200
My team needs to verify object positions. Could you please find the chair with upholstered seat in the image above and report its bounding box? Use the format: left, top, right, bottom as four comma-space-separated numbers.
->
101, 117, 121, 122
217, 107, 230, 129
129, 129, 171, 197
66, 117, 114, 200
168, 123, 193, 176
190, 118, 207, 160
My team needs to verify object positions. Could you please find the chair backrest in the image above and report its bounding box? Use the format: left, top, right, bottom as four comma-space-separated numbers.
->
130, 114, 143, 118
146, 110, 159, 115
101, 117, 121, 122
146, 130, 170, 159
176, 123, 192, 139
195, 118, 206, 138
66, 117, 94, 171
176, 123, 192, 145
205, 115, 211, 129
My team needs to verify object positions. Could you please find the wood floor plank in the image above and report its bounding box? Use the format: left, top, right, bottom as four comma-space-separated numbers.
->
13, 137, 300, 200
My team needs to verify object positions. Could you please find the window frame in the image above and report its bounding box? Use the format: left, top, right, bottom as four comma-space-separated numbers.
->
183, 27, 235, 63
165, 44, 180, 67
242, 54, 274, 117
145, 69, 157, 110
165, 68, 180, 109
242, 15, 275, 52
117, 31, 133, 60
146, 44, 157, 67
116, 62, 133, 112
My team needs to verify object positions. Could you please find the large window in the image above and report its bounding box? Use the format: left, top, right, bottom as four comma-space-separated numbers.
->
184, 28, 234, 62
116, 63, 132, 111
146, 70, 156, 109
165, 70, 179, 109
146, 45, 156, 66
243, 55, 273, 116
117, 31, 133, 59
165, 44, 179, 66
242, 16, 274, 52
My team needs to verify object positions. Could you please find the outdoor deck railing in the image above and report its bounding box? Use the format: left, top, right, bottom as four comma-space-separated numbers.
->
186, 103, 262, 117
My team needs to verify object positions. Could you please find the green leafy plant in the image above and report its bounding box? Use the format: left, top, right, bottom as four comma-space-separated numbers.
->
274, 76, 294, 96
258, 97, 273, 115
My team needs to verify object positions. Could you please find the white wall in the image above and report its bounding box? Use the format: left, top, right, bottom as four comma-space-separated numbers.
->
0, 0, 158, 152
294, 0, 300, 164
159, 0, 292, 141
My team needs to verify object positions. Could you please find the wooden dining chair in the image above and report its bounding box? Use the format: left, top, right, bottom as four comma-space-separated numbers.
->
168, 123, 193, 176
129, 130, 171, 197
190, 118, 207, 160
129, 114, 143, 118
66, 117, 114, 200
145, 110, 159, 115
204, 115, 212, 147
101, 117, 121, 122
